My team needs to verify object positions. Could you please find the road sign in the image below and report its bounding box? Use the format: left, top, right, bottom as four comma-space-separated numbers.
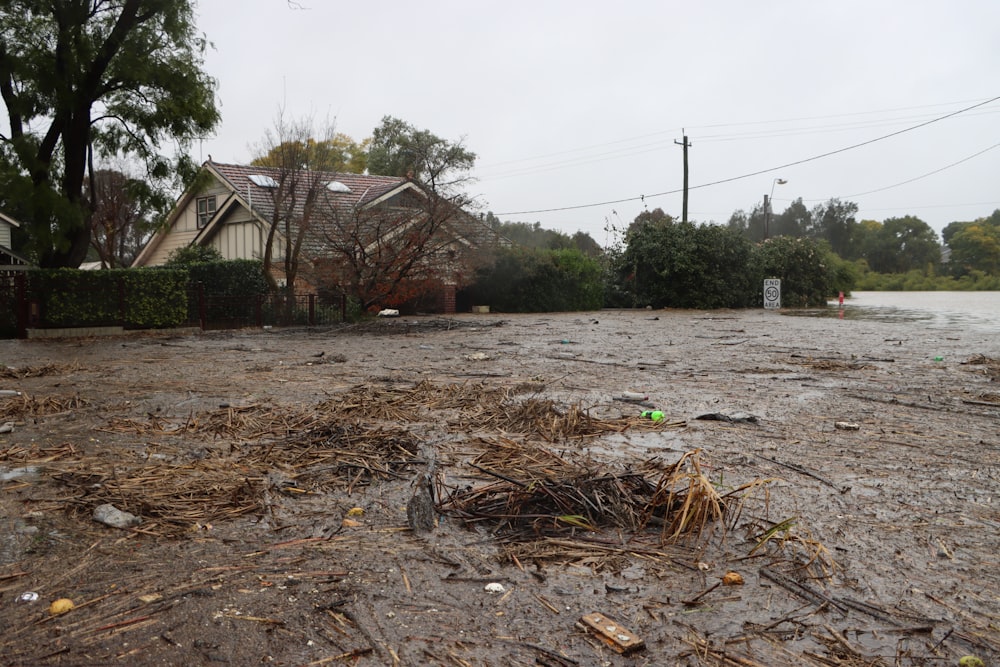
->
763, 279, 781, 309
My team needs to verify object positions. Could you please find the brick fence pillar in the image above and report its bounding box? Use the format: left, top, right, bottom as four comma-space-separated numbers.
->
442, 284, 456, 314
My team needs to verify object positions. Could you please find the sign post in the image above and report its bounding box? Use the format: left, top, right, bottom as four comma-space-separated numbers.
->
763, 279, 781, 310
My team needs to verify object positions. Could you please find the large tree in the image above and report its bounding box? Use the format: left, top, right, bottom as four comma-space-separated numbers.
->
726, 204, 767, 242
946, 211, 1000, 276
0, 0, 219, 267
771, 198, 811, 239
865, 215, 940, 274
310, 116, 486, 310
252, 133, 369, 174
367, 116, 476, 193
808, 199, 859, 258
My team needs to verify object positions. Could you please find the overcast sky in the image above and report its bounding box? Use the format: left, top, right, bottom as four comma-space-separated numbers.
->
194, 0, 1000, 245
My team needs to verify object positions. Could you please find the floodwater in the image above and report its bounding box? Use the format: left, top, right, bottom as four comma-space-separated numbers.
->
2, 311, 998, 665
785, 290, 1000, 333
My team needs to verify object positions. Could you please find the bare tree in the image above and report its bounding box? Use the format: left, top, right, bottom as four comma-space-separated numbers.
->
252, 112, 493, 314
319, 185, 492, 311
252, 112, 339, 318
86, 168, 154, 268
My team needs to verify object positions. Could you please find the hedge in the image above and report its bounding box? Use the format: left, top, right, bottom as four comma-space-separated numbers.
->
27, 268, 189, 328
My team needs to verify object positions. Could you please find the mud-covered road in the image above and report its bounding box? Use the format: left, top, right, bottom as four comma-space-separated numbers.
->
1, 309, 998, 666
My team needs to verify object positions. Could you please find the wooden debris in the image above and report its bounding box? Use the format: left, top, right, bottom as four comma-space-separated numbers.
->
0, 363, 80, 379
0, 394, 88, 420
578, 612, 644, 654
439, 447, 738, 549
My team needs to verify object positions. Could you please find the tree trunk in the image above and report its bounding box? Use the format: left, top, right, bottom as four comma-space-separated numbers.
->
40, 108, 92, 267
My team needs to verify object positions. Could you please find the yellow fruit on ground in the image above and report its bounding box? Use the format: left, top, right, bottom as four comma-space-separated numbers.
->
48, 598, 74, 615
721, 571, 744, 586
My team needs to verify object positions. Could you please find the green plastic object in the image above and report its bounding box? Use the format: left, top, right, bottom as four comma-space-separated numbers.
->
641, 410, 665, 422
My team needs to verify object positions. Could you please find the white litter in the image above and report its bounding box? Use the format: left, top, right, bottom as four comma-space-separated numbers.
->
93, 503, 141, 529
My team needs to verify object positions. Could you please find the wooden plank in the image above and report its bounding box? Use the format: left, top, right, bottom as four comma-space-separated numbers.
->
578, 612, 644, 655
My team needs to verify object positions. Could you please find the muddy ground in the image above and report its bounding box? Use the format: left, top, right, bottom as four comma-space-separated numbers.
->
0, 309, 998, 667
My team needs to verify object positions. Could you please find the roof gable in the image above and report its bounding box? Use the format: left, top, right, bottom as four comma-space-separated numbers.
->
133, 160, 497, 268
0, 212, 22, 230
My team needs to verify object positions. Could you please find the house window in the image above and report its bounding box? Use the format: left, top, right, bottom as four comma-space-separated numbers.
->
197, 196, 216, 228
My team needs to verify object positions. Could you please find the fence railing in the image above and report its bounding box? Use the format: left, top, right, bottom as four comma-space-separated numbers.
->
185, 285, 348, 330
1, 274, 347, 338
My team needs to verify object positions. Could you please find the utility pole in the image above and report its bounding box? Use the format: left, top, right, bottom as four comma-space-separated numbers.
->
764, 179, 786, 240
674, 130, 691, 223
763, 194, 770, 240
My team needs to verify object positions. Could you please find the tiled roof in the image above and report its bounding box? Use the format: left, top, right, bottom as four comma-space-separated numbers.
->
202, 161, 496, 263
209, 162, 409, 219
207, 162, 432, 258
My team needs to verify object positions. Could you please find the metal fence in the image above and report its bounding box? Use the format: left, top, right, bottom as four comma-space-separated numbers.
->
0, 273, 24, 338
1, 274, 347, 338
184, 284, 348, 330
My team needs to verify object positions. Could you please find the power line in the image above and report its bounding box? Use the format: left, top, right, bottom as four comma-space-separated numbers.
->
476, 98, 998, 179
697, 108, 999, 144
493, 95, 1000, 217
477, 108, 999, 182
684, 97, 997, 132
841, 142, 1000, 199
769, 141, 1000, 206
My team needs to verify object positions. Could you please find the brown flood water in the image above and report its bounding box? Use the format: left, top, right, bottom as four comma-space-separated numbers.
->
0, 308, 997, 666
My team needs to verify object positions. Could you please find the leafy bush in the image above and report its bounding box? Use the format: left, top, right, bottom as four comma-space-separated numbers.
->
344, 296, 364, 321
610, 221, 755, 308
467, 247, 603, 312
124, 269, 190, 327
749, 237, 843, 307
182, 260, 269, 298
165, 245, 224, 265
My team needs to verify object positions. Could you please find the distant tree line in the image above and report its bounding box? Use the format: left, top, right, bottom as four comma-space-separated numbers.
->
467, 201, 1000, 313
728, 197, 1000, 280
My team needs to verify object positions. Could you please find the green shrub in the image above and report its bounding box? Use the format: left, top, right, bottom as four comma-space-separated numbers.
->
182, 259, 269, 298
610, 221, 755, 308
27, 268, 188, 328
170, 259, 268, 324
854, 268, 1000, 291
750, 237, 840, 307
165, 245, 224, 265
468, 247, 603, 312
124, 269, 189, 327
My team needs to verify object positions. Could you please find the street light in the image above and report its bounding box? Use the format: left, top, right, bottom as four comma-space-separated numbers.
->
763, 178, 787, 239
